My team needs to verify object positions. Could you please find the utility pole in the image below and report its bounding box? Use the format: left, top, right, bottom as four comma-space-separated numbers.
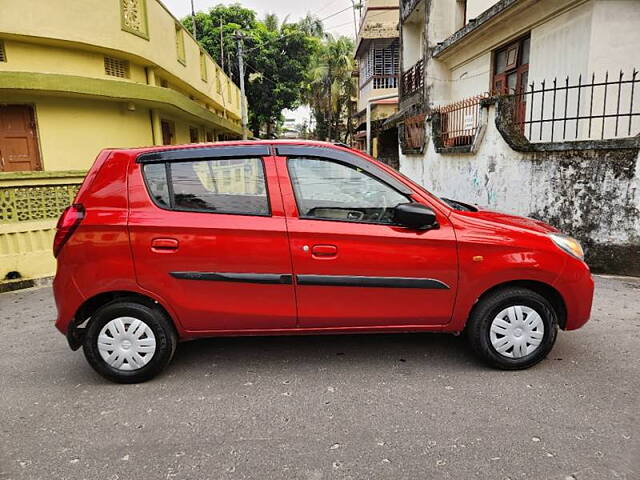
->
350, 0, 359, 38
220, 19, 225, 74
235, 31, 248, 140
190, 0, 197, 40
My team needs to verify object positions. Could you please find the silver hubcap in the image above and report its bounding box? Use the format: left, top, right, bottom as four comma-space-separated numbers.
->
97, 317, 156, 371
489, 306, 545, 358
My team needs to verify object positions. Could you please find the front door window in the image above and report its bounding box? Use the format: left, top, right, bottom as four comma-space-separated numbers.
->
287, 157, 408, 225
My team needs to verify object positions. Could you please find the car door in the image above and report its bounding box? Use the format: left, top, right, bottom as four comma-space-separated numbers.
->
274, 145, 458, 329
127, 145, 296, 332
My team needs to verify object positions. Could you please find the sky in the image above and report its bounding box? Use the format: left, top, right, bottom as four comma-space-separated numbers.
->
162, 0, 359, 39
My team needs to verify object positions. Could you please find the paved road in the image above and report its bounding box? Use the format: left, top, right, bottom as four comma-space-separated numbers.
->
0, 276, 638, 480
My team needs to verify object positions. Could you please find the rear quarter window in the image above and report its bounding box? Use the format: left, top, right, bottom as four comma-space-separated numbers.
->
142, 158, 269, 216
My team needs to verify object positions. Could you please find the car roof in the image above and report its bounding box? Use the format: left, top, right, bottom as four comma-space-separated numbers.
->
119, 139, 344, 157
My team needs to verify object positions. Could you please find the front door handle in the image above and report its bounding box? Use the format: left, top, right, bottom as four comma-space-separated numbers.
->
151, 238, 179, 252
311, 244, 338, 258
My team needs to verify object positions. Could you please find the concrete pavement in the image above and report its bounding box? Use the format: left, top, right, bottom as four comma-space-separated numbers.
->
0, 275, 638, 479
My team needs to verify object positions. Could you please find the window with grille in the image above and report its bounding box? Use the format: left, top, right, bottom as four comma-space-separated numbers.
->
216, 69, 222, 94
403, 114, 426, 152
175, 24, 186, 65
104, 56, 130, 78
189, 127, 199, 143
359, 41, 399, 89
200, 51, 207, 81
0, 41, 6, 62
120, 0, 149, 39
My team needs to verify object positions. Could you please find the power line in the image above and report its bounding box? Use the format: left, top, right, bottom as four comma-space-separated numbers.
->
320, 5, 353, 22
311, 0, 345, 17
324, 9, 389, 32
244, 61, 279, 86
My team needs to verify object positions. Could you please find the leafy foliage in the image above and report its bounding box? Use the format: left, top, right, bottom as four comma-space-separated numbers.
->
304, 35, 357, 142
183, 5, 319, 137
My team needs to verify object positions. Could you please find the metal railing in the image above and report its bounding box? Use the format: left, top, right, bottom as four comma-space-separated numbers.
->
401, 59, 424, 97
435, 94, 488, 147
360, 75, 398, 95
373, 75, 398, 89
513, 69, 639, 142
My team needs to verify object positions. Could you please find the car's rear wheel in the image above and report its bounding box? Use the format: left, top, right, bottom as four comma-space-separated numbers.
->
82, 300, 177, 383
466, 287, 558, 369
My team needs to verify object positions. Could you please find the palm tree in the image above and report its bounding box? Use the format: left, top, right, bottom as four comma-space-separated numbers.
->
263, 13, 279, 32
297, 14, 324, 38
305, 35, 356, 142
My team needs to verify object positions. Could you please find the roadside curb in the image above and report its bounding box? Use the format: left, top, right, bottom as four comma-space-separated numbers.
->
0, 276, 53, 294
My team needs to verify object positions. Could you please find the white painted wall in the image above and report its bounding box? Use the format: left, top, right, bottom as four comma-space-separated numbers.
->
402, 16, 424, 68
447, 53, 492, 104
528, 2, 593, 86
399, 104, 640, 247
466, 0, 501, 21
589, 0, 640, 75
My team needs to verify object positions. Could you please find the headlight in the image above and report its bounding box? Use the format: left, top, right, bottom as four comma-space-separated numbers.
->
549, 233, 584, 260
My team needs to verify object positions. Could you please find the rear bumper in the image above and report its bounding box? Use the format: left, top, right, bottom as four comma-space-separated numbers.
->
553, 258, 594, 330
53, 267, 85, 337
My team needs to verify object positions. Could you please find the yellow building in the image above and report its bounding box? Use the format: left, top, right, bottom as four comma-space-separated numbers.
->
0, 0, 248, 287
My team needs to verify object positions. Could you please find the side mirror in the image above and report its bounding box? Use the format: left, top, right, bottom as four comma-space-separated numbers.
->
393, 203, 438, 230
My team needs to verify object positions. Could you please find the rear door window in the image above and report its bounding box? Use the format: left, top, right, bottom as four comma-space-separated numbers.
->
142, 157, 269, 216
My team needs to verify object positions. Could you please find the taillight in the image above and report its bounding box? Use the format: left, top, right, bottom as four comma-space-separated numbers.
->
53, 204, 85, 258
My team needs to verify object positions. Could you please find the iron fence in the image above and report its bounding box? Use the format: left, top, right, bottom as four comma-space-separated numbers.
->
514, 69, 639, 142
435, 94, 488, 147
401, 59, 424, 97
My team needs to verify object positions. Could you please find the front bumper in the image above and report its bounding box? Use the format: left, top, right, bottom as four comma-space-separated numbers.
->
553, 258, 594, 330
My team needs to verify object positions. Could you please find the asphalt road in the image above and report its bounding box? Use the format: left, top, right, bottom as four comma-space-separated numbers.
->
0, 276, 638, 480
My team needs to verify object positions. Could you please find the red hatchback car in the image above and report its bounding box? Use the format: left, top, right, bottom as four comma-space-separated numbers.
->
53, 141, 594, 383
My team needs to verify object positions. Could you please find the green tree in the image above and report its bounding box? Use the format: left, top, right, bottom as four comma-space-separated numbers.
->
183, 4, 256, 80
183, 6, 318, 138
304, 35, 357, 142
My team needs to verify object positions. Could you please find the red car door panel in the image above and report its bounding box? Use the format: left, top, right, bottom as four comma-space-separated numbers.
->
274, 148, 458, 328
127, 147, 296, 332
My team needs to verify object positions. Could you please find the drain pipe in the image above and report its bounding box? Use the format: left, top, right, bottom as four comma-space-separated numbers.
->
366, 93, 398, 155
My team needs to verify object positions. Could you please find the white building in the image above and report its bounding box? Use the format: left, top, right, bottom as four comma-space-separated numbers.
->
396, 0, 640, 275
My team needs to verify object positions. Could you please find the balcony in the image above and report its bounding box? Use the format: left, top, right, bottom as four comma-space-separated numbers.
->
361, 74, 398, 92
401, 59, 424, 98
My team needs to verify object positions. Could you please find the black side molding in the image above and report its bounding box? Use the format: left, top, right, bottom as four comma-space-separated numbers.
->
170, 272, 293, 285
296, 275, 449, 289
137, 145, 271, 163
275, 145, 413, 195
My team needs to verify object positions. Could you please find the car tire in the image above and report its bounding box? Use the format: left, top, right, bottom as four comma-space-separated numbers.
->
82, 299, 177, 383
466, 287, 558, 370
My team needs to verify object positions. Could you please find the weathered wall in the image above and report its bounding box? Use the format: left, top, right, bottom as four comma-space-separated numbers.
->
399, 104, 640, 275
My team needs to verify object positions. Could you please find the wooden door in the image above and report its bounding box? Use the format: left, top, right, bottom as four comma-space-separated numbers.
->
161, 120, 174, 145
0, 105, 41, 172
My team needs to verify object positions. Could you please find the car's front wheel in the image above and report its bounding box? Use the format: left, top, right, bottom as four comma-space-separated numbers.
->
466, 287, 558, 369
82, 299, 177, 383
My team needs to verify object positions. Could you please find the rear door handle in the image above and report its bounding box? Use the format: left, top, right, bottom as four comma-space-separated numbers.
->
311, 244, 338, 258
151, 238, 179, 252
